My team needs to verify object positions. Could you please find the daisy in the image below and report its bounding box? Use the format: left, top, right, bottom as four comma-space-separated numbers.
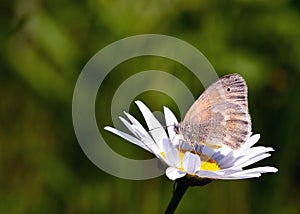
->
104, 101, 277, 185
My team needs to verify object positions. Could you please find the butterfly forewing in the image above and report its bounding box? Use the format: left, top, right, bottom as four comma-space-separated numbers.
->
180, 74, 251, 150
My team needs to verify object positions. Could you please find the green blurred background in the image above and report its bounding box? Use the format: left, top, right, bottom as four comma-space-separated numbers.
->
1, 0, 300, 213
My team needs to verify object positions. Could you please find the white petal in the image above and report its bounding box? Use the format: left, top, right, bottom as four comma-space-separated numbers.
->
235, 154, 271, 168
218, 168, 242, 175
215, 145, 232, 156
216, 174, 262, 180
216, 151, 236, 168
124, 112, 147, 132
119, 116, 164, 153
196, 170, 224, 179
104, 125, 164, 159
135, 100, 164, 130
200, 146, 215, 158
195, 165, 276, 180
240, 134, 260, 151
163, 139, 180, 167
135, 101, 167, 150
238, 146, 274, 158
233, 147, 272, 167
104, 126, 151, 152
119, 117, 142, 138
179, 141, 194, 151
171, 134, 181, 147
163, 106, 179, 140
182, 152, 201, 174
230, 166, 278, 176
119, 116, 155, 143
166, 167, 186, 180
211, 151, 226, 163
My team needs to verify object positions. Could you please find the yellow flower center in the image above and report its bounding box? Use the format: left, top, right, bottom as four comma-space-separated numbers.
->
200, 159, 220, 171
160, 152, 166, 159
161, 150, 220, 172
179, 151, 185, 171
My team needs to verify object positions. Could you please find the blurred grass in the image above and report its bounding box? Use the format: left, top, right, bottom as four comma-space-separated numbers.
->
1, 0, 300, 213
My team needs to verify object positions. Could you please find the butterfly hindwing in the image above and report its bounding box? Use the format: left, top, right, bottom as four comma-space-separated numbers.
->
180, 74, 251, 150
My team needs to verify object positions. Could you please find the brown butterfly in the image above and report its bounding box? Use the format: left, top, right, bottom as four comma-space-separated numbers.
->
177, 74, 251, 150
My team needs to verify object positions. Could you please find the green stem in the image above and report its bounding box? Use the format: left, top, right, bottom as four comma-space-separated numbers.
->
165, 182, 188, 214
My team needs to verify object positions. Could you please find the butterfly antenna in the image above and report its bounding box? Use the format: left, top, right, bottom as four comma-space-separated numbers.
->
149, 124, 175, 132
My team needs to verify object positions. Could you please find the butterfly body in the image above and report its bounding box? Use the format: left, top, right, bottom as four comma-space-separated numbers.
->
179, 74, 251, 150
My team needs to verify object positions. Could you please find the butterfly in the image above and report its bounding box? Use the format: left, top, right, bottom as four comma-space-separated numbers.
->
176, 74, 251, 150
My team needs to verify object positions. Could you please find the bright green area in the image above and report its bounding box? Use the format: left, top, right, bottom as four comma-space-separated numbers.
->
1, 0, 300, 213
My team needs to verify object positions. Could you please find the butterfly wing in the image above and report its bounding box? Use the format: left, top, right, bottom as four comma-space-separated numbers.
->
180, 74, 251, 150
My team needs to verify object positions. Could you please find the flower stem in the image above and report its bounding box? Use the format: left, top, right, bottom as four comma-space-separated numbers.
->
165, 182, 188, 214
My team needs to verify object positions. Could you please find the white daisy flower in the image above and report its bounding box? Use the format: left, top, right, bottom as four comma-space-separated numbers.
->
104, 101, 278, 185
